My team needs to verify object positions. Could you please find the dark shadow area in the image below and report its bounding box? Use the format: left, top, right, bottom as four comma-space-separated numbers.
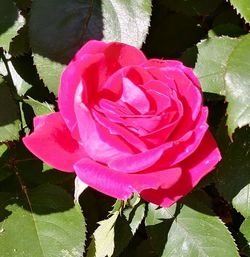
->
142, 0, 206, 59
0, 192, 13, 222
0, 142, 76, 219
0, 78, 19, 127
80, 187, 116, 255
113, 215, 134, 257
235, 230, 250, 257
30, 0, 104, 64
0, 0, 18, 36
216, 126, 250, 203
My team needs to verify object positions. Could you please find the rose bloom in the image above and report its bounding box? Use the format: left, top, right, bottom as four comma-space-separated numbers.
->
23, 40, 221, 207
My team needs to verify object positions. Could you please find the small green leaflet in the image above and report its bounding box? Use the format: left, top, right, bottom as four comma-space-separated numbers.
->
87, 211, 119, 257
240, 217, 250, 242
24, 97, 54, 116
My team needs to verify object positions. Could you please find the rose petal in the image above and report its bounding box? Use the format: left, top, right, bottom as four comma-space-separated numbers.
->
74, 40, 107, 58
121, 78, 150, 114
102, 66, 153, 100
74, 86, 133, 163
74, 158, 182, 200
141, 130, 221, 207
75, 40, 147, 67
153, 107, 209, 169
59, 53, 104, 132
22, 112, 86, 172
92, 110, 148, 151
103, 42, 147, 69
147, 89, 171, 114
109, 142, 173, 173
163, 68, 202, 120
109, 107, 208, 173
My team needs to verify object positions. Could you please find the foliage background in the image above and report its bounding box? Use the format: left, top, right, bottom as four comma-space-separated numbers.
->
0, 0, 250, 256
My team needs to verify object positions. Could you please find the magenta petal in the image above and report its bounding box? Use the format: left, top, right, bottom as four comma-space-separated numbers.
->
22, 112, 86, 172
74, 40, 107, 58
103, 42, 147, 68
141, 131, 221, 207
121, 78, 150, 114
58, 54, 104, 132
74, 158, 182, 200
147, 89, 171, 114
109, 142, 173, 173
92, 110, 148, 151
154, 107, 209, 169
74, 86, 133, 163
163, 68, 202, 120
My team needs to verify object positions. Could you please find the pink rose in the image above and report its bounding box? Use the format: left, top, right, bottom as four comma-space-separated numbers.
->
23, 40, 221, 207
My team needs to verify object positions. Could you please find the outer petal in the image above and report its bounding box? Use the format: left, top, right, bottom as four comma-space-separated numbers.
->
74, 158, 182, 200
59, 54, 104, 132
74, 83, 134, 163
108, 142, 173, 173
74, 40, 107, 58
140, 130, 222, 207
102, 41, 147, 68
22, 112, 86, 172
75, 40, 147, 67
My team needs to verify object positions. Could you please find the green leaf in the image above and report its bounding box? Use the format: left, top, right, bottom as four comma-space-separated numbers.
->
0, 76, 20, 142
30, 0, 103, 64
224, 34, 250, 135
216, 126, 250, 218
30, 0, 152, 63
0, 184, 86, 257
29, 0, 100, 94
32, 54, 64, 96
159, 0, 222, 16
229, 0, 250, 24
194, 34, 250, 135
87, 211, 119, 257
24, 97, 54, 116
241, 217, 250, 242
112, 198, 146, 257
0, 144, 7, 157
145, 192, 240, 257
0, 0, 24, 51
102, 0, 152, 47
123, 196, 145, 234
195, 37, 239, 95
